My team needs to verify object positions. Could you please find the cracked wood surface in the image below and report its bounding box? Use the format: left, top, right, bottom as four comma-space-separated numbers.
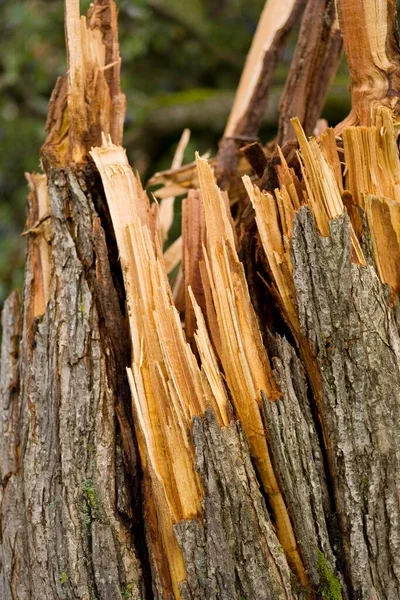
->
3, 0, 400, 596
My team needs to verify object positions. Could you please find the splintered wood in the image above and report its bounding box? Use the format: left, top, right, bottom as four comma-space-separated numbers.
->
91, 138, 229, 599
244, 107, 400, 340
87, 46, 400, 600
92, 138, 310, 593
243, 173, 299, 335
94, 116, 400, 597
42, 0, 126, 167
12, 0, 400, 597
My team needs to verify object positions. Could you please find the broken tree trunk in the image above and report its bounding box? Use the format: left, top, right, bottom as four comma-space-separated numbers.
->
2, 0, 400, 599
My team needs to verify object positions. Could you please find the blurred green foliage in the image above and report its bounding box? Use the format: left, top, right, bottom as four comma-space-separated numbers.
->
0, 0, 351, 307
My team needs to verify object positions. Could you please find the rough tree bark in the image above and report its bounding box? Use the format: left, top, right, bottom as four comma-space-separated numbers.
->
1, 1, 400, 600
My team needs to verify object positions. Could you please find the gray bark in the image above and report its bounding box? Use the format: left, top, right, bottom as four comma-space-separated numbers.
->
1, 167, 146, 600
0, 291, 30, 600
292, 208, 400, 599
263, 337, 339, 592
176, 410, 295, 600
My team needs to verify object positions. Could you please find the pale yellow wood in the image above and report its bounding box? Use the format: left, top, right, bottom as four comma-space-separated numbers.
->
243, 176, 299, 336
92, 138, 236, 599
163, 236, 182, 273
292, 118, 366, 265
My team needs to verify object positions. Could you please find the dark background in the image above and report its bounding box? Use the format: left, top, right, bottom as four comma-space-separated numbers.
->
0, 0, 351, 306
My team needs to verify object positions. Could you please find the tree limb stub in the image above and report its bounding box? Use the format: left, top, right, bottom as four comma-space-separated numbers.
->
278, 0, 342, 145
336, 0, 400, 127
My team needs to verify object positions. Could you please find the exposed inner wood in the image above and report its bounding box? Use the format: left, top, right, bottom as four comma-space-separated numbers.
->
342, 107, 400, 208
23, 174, 51, 319
242, 115, 400, 574
91, 138, 230, 599
163, 236, 183, 274
42, 0, 126, 167
292, 118, 366, 266
96, 79, 400, 600
182, 189, 207, 342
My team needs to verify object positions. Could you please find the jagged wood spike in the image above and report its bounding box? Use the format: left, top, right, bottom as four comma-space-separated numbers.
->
42, 0, 126, 167
91, 139, 233, 599
291, 117, 365, 265
182, 190, 207, 341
